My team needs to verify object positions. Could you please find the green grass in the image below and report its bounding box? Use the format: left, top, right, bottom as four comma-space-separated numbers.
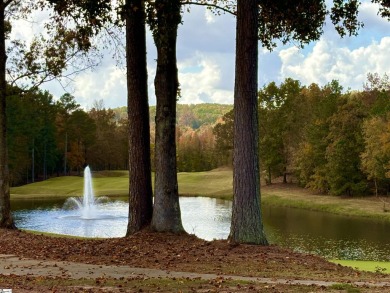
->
11, 168, 233, 200
11, 172, 130, 199
331, 259, 390, 274
12, 176, 85, 198
178, 168, 233, 199
329, 283, 361, 292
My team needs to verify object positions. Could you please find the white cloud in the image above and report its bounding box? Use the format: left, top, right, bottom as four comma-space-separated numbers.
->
73, 65, 126, 109
10, 10, 49, 43
205, 9, 216, 24
178, 53, 233, 104
279, 37, 390, 90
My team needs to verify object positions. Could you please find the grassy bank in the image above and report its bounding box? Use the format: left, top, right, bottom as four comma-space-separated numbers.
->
261, 184, 390, 223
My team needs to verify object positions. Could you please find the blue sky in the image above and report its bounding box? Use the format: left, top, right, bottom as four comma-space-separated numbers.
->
32, 1, 390, 108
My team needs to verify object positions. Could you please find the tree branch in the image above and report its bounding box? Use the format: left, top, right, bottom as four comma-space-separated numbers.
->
180, 1, 236, 16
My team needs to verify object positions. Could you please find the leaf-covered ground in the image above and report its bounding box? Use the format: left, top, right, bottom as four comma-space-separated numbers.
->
0, 229, 389, 292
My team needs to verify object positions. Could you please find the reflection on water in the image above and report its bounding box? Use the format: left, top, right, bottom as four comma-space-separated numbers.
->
12, 197, 232, 240
180, 197, 231, 240
11, 197, 390, 261
262, 206, 390, 261
14, 201, 129, 238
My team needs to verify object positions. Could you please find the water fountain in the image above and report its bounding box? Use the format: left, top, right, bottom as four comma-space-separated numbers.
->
64, 166, 108, 219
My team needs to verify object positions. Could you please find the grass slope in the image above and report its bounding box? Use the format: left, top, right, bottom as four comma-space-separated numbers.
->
178, 168, 233, 199
11, 171, 130, 199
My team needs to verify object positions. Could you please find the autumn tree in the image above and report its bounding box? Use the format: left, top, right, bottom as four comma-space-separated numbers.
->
362, 72, 390, 116
258, 83, 284, 184
88, 103, 120, 170
148, 0, 184, 233
67, 109, 96, 173
294, 81, 341, 192
257, 79, 307, 184
326, 96, 367, 196
123, 0, 153, 234
361, 116, 390, 196
7, 87, 55, 185
228, 0, 267, 244
177, 125, 216, 172
213, 109, 233, 167
6, 87, 30, 185
0, 0, 19, 228
55, 93, 80, 175
32, 91, 58, 181
360, 73, 390, 195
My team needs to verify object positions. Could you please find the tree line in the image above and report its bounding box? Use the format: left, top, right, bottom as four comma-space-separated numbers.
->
214, 74, 390, 196
7, 89, 128, 186
6, 94, 230, 186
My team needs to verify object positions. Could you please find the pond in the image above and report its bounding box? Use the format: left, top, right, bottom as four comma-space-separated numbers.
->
11, 197, 390, 262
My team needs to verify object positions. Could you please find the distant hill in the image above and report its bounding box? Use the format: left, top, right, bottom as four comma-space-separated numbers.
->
112, 106, 127, 121
150, 103, 233, 129
113, 104, 233, 129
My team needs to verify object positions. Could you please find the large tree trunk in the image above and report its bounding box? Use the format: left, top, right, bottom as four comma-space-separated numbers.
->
0, 4, 16, 229
150, 0, 184, 233
228, 0, 267, 244
125, 0, 153, 235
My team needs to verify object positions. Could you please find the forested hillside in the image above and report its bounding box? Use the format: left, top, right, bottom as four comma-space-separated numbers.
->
113, 104, 232, 128
155, 104, 233, 128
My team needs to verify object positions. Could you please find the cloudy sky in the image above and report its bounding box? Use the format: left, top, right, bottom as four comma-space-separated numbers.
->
33, 1, 390, 108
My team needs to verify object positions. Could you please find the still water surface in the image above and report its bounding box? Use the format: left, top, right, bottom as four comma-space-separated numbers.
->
12, 197, 390, 261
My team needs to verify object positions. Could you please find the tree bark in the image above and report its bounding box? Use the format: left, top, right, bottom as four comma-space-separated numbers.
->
228, 0, 267, 244
125, 0, 153, 235
150, 0, 184, 233
0, 3, 16, 229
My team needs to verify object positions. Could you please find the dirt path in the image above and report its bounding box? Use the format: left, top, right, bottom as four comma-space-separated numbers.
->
1, 254, 390, 289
